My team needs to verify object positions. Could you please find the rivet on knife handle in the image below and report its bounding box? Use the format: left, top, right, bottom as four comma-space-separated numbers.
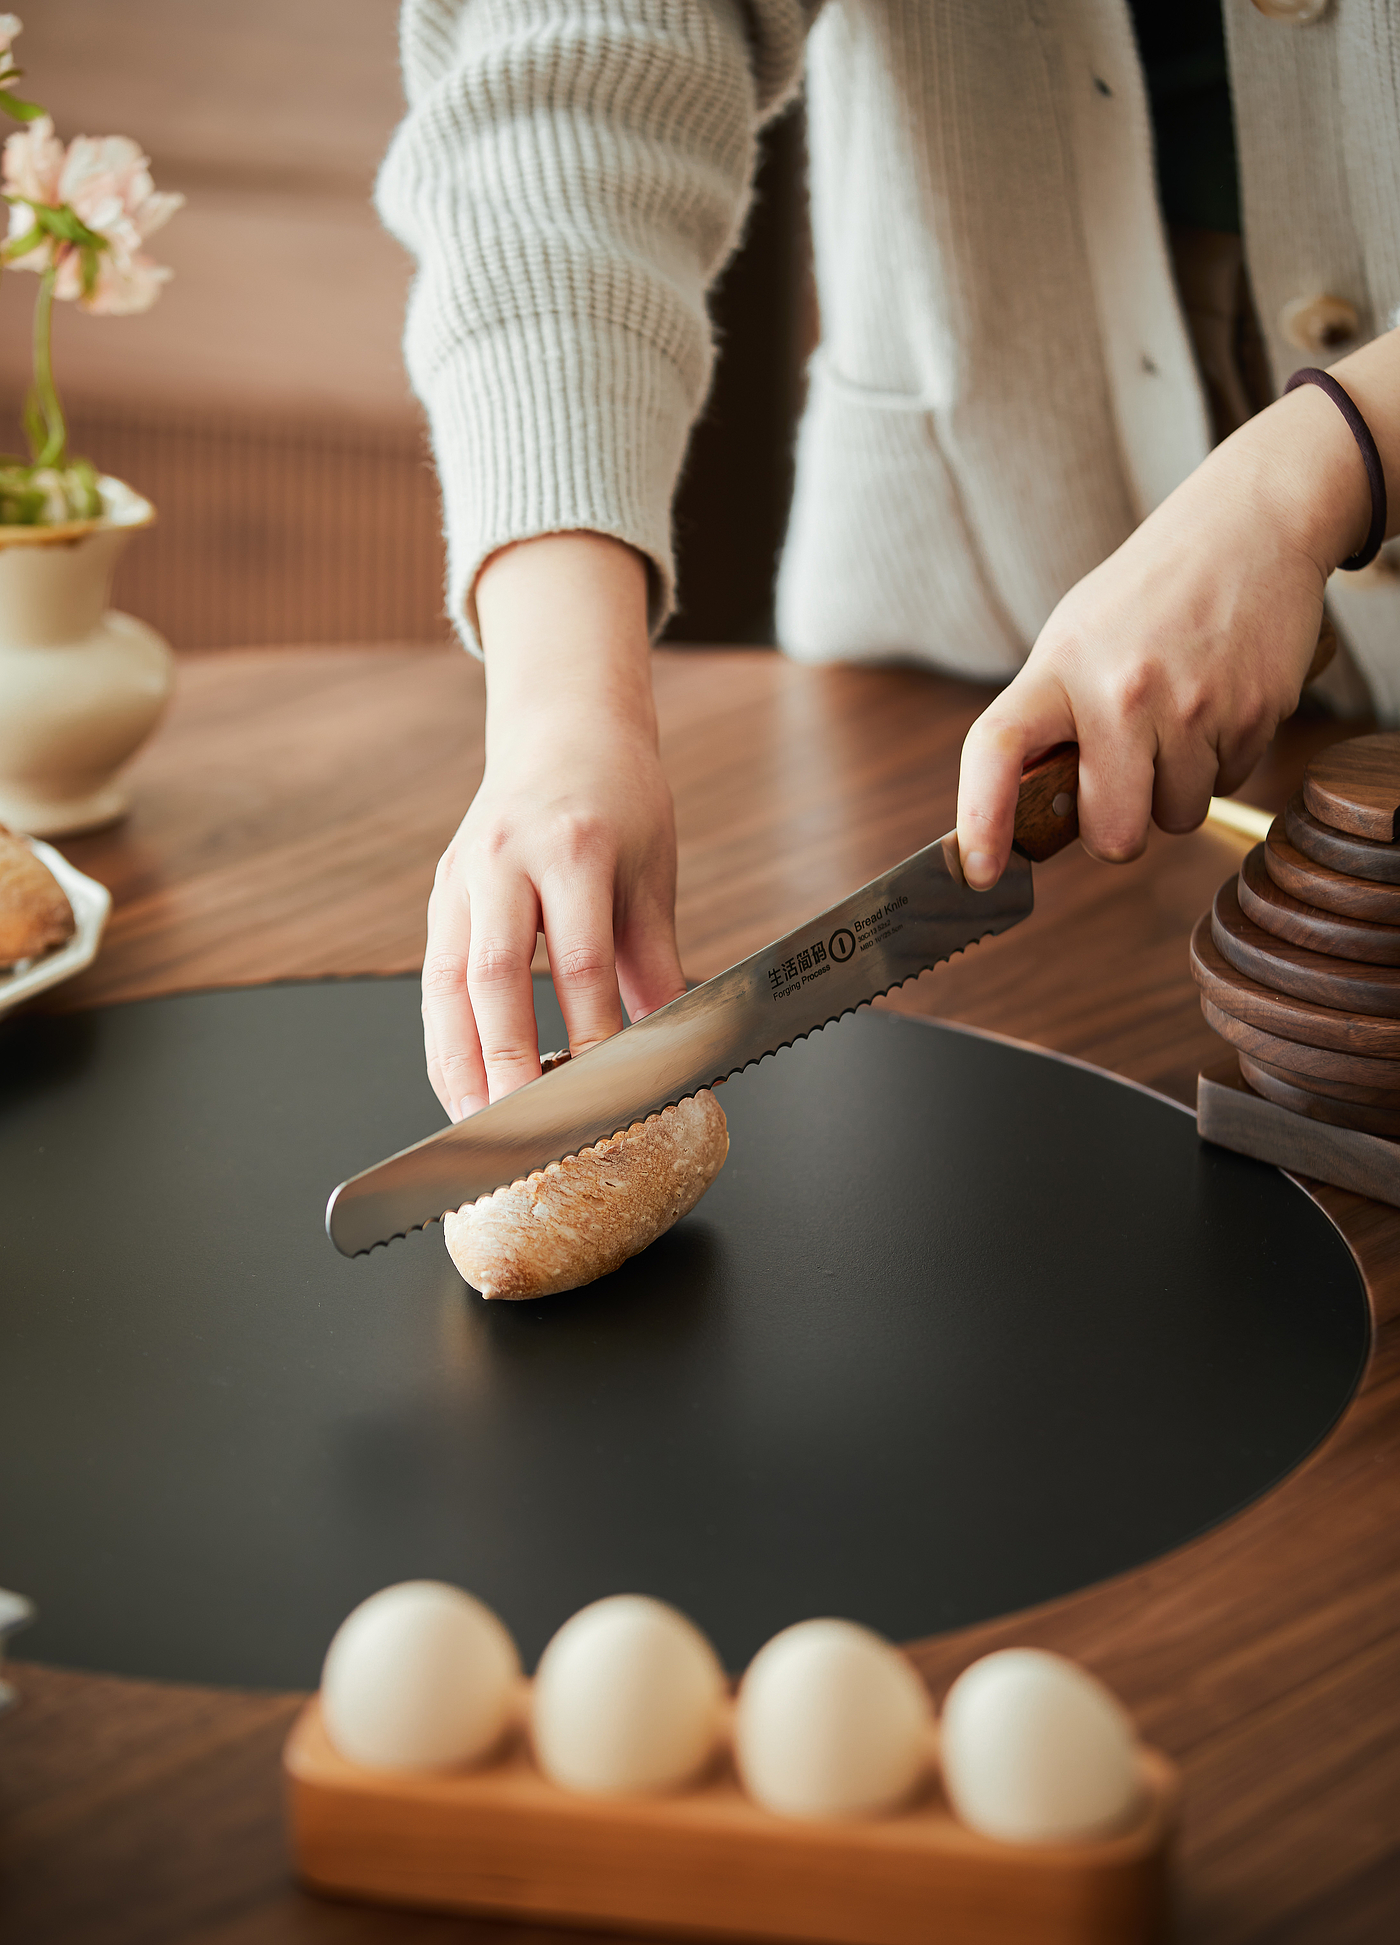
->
1012, 742, 1080, 863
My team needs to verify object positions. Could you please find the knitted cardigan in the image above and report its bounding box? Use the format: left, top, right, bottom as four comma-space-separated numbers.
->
376, 1, 1400, 716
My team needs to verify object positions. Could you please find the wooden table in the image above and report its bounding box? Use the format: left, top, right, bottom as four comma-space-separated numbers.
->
3, 645, 1397, 1944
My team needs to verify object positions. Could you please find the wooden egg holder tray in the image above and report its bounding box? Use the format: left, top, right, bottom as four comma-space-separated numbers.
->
285, 1683, 1179, 1945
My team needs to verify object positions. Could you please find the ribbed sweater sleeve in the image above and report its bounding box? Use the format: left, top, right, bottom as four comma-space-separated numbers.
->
375, 0, 812, 649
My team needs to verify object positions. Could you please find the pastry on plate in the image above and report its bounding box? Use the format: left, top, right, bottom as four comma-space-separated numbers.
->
445, 1054, 729, 1299
0, 826, 76, 971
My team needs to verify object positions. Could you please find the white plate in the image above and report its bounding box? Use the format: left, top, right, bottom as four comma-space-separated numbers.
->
0, 835, 112, 1017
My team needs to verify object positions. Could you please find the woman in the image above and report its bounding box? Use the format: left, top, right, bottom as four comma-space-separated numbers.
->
376, 0, 1400, 1123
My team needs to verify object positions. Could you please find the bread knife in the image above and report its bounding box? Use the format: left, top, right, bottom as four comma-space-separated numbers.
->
327, 744, 1080, 1256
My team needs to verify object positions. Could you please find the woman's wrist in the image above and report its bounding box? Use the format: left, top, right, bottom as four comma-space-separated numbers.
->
476, 532, 658, 757
1198, 326, 1399, 585
1239, 327, 1400, 578
1226, 381, 1374, 581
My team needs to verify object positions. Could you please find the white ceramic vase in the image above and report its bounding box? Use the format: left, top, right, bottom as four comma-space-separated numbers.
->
0, 477, 173, 836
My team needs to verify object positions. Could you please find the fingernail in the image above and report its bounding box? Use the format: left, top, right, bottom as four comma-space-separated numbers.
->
963, 850, 999, 890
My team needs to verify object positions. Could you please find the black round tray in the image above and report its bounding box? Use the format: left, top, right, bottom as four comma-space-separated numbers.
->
0, 977, 1368, 1687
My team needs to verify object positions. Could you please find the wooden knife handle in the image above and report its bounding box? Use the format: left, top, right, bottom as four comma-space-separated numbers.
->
1012, 742, 1080, 863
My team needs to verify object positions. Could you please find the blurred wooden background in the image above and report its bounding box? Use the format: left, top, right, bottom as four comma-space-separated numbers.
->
2, 1, 805, 650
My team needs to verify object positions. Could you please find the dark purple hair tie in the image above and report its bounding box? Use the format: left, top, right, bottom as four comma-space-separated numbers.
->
1284, 366, 1388, 571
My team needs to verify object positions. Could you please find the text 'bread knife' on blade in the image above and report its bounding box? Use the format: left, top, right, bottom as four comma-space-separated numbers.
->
326, 744, 1081, 1256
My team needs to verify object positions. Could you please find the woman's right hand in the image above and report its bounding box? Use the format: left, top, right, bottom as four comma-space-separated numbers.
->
423, 532, 686, 1123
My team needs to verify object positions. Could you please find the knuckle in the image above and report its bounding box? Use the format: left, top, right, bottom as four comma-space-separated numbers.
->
421, 952, 470, 1001
967, 705, 1032, 761
1107, 660, 1156, 722
1175, 682, 1213, 736
465, 819, 513, 867
436, 1045, 483, 1084
965, 710, 1013, 755
1029, 629, 1092, 699
552, 940, 613, 985
549, 808, 608, 867
960, 800, 1002, 836
1033, 624, 1082, 674
478, 1038, 538, 1073
468, 940, 527, 985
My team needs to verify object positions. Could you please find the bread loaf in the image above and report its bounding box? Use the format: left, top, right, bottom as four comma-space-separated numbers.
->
444, 1057, 728, 1300
0, 827, 76, 971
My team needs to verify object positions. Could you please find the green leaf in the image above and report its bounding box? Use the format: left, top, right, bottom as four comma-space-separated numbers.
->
0, 89, 44, 123
38, 204, 108, 250
0, 459, 105, 525
0, 490, 46, 525
0, 222, 45, 263
68, 458, 102, 520
0, 465, 46, 525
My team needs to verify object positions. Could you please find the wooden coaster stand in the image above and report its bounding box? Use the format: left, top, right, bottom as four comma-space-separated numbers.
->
1196, 732, 1400, 1204
285, 1688, 1178, 1945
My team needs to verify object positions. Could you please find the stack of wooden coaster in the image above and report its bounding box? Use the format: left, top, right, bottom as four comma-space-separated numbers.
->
1194, 731, 1400, 1206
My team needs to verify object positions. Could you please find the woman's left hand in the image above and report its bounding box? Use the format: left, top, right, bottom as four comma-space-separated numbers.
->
956, 336, 1399, 887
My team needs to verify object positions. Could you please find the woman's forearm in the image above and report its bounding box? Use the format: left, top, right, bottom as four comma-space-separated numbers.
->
476, 532, 658, 750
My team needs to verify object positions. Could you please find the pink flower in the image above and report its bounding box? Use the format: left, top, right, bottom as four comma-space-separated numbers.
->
2, 117, 183, 314
60, 133, 183, 249
71, 249, 173, 316
2, 112, 62, 206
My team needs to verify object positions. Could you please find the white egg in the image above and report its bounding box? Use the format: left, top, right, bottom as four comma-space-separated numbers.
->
532, 1595, 726, 1795
321, 1580, 519, 1771
940, 1648, 1142, 1843
735, 1618, 932, 1820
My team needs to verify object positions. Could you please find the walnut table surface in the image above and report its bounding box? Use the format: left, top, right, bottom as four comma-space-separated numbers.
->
2, 644, 1397, 1945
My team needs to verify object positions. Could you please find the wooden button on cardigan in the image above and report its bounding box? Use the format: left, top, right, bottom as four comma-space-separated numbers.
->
1281, 294, 1361, 353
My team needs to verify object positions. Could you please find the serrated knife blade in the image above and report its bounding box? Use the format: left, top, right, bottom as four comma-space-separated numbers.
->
326, 743, 1081, 1257
327, 833, 1033, 1256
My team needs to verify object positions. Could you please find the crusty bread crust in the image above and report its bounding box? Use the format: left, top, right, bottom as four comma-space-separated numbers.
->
444, 1080, 729, 1300
0, 826, 76, 971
